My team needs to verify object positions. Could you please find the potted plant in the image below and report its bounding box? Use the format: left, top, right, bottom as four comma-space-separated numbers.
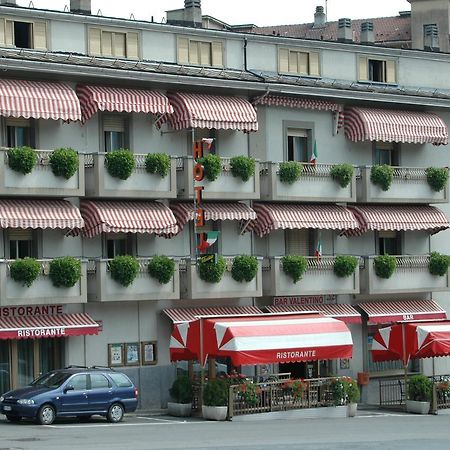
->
148, 255, 175, 284
105, 149, 136, 180
198, 154, 222, 182
9, 257, 41, 287
198, 255, 226, 283
167, 375, 193, 417
145, 153, 171, 177
425, 167, 449, 192
231, 255, 258, 282
49, 147, 79, 179
428, 251, 450, 276
370, 164, 394, 191
333, 255, 358, 278
7, 146, 37, 175
330, 163, 354, 188
109, 255, 140, 287
202, 378, 228, 421
279, 161, 302, 184
346, 377, 360, 417
281, 255, 307, 283
406, 374, 432, 414
230, 156, 255, 182
49, 256, 81, 288
373, 255, 397, 279
330, 377, 347, 406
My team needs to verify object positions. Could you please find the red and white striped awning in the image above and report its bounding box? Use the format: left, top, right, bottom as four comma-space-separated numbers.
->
156, 92, 258, 132
80, 200, 178, 238
76, 85, 173, 123
164, 305, 263, 323
266, 304, 361, 324
247, 203, 359, 237
345, 205, 449, 236
0, 313, 99, 340
344, 107, 448, 145
358, 300, 447, 324
0, 79, 81, 121
0, 199, 83, 230
170, 201, 256, 231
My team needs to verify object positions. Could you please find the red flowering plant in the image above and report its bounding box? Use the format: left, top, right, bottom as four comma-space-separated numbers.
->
238, 380, 262, 406
281, 378, 308, 400
436, 379, 450, 402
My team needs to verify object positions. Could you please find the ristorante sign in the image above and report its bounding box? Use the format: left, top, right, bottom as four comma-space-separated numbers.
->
0, 304, 64, 317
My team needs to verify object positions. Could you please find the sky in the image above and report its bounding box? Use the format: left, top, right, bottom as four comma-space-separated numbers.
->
15, 0, 412, 26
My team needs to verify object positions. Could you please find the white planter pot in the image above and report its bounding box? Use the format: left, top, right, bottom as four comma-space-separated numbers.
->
202, 405, 228, 421
347, 403, 358, 417
167, 402, 192, 417
406, 400, 430, 415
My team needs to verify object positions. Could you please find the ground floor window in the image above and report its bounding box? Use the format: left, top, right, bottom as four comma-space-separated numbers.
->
279, 360, 334, 379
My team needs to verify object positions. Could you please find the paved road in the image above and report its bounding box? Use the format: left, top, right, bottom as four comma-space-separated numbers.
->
0, 410, 448, 450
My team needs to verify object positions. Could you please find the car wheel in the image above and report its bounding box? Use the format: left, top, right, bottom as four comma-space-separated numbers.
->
37, 404, 56, 425
5, 415, 21, 422
107, 403, 124, 423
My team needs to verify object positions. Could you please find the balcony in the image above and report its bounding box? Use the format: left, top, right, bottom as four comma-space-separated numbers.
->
87, 258, 180, 302
357, 166, 449, 204
180, 257, 263, 299
262, 257, 360, 297
177, 157, 260, 200
0, 148, 84, 197
0, 259, 87, 306
260, 162, 356, 203
85, 153, 177, 199
360, 255, 450, 295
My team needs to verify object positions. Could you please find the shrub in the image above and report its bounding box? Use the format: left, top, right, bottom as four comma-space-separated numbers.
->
281, 255, 308, 283
238, 381, 260, 406
105, 149, 135, 180
330, 377, 347, 406
408, 375, 432, 402
231, 255, 258, 282
333, 255, 359, 278
10, 257, 41, 287
198, 154, 222, 182
203, 378, 228, 407
49, 147, 79, 179
373, 255, 397, 279
370, 164, 394, 191
330, 163, 354, 188
279, 161, 302, 184
169, 376, 193, 404
426, 167, 449, 192
198, 255, 226, 283
109, 255, 140, 287
346, 378, 360, 403
7, 146, 37, 175
49, 256, 81, 288
429, 251, 450, 276
145, 153, 171, 178
148, 255, 175, 284
229, 156, 255, 182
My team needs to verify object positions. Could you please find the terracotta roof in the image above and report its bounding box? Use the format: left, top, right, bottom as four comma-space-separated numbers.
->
249, 15, 411, 45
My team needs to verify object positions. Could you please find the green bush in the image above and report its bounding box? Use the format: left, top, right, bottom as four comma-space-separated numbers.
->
429, 251, 450, 276
198, 255, 226, 283
49, 256, 81, 288
330, 164, 354, 188
203, 378, 228, 407
7, 146, 37, 175
198, 154, 222, 182
373, 255, 397, 279
109, 255, 140, 287
333, 255, 358, 278
145, 153, 171, 178
426, 167, 449, 192
169, 376, 193, 404
281, 255, 308, 283
408, 375, 432, 402
330, 376, 360, 405
279, 161, 302, 184
148, 255, 175, 284
231, 255, 258, 282
230, 156, 255, 182
10, 257, 41, 287
49, 147, 79, 179
105, 149, 135, 180
346, 378, 361, 404
370, 165, 394, 191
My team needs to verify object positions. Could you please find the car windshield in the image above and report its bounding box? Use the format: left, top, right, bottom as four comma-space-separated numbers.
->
30, 371, 71, 388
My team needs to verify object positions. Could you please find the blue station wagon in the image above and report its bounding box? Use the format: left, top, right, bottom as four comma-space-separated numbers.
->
0, 366, 138, 425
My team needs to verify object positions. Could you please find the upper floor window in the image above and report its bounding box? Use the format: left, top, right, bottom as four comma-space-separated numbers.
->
177, 37, 224, 67
0, 17, 47, 50
285, 229, 312, 256
104, 233, 133, 259
358, 55, 396, 84
6, 118, 35, 148
373, 142, 399, 166
377, 230, 401, 256
103, 115, 128, 152
287, 128, 309, 162
8, 229, 37, 259
88, 27, 139, 59
278, 48, 320, 77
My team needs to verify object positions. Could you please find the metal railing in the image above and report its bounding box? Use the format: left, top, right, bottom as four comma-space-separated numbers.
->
260, 162, 336, 179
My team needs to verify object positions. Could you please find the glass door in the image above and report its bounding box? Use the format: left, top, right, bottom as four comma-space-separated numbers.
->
17, 340, 34, 387
0, 341, 10, 394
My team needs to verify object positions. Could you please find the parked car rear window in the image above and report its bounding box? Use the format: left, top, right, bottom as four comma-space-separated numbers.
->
108, 373, 132, 387
31, 371, 71, 388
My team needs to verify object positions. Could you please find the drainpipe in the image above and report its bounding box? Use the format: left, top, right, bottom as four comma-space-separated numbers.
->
244, 38, 266, 82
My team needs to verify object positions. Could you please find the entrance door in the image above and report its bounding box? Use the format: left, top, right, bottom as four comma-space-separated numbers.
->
0, 342, 10, 394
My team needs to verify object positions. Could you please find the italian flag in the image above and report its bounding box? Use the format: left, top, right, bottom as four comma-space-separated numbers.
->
310, 140, 318, 165
315, 237, 322, 260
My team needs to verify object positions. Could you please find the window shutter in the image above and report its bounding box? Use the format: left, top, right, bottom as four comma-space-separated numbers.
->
177, 37, 189, 64
358, 55, 368, 81
288, 50, 298, 73
309, 52, 320, 76
32, 21, 47, 50
278, 48, 289, 73
9, 229, 33, 240
114, 32, 126, 58
200, 41, 211, 65
298, 52, 309, 74
5, 19, 13, 46
101, 31, 113, 56
211, 41, 223, 67
6, 118, 30, 127
126, 32, 139, 59
0, 18, 5, 45
189, 40, 199, 64
103, 115, 125, 132
89, 28, 102, 55
385, 60, 396, 84
286, 229, 310, 256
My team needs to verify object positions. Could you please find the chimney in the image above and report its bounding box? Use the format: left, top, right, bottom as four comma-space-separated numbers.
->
360, 21, 374, 45
70, 0, 91, 15
337, 18, 352, 43
424, 24, 439, 51
0, 0, 16, 5
313, 5, 326, 28
184, 0, 202, 27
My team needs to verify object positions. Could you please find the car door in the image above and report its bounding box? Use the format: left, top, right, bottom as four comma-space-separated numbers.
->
88, 373, 113, 413
59, 374, 89, 414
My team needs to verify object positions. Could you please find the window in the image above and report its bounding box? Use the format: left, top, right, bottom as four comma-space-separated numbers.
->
286, 229, 311, 256
8, 229, 37, 259
287, 129, 309, 162
6, 118, 34, 148
90, 373, 110, 389
177, 37, 223, 67
358, 55, 396, 84
104, 233, 132, 259
88, 27, 139, 59
194, 129, 216, 154
279, 48, 320, 77
103, 115, 127, 152
0, 18, 47, 50
378, 231, 401, 256
69, 374, 88, 391
374, 142, 399, 166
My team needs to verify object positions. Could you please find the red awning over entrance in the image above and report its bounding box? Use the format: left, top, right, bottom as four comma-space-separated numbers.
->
0, 313, 99, 340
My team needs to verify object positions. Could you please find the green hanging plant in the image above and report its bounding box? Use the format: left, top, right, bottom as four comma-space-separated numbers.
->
148, 255, 175, 284
370, 165, 394, 191
231, 255, 258, 282
145, 153, 171, 178
333, 255, 358, 278
105, 149, 136, 180
425, 167, 449, 192
330, 164, 354, 188
198, 255, 226, 283
7, 146, 37, 175
10, 257, 41, 287
281, 255, 308, 283
49, 147, 79, 179
109, 255, 140, 287
198, 154, 222, 182
229, 156, 255, 182
49, 257, 81, 288
429, 251, 450, 276
373, 255, 397, 279
279, 161, 303, 184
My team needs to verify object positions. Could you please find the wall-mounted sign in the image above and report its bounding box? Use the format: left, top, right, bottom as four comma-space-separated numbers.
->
273, 295, 337, 306
0, 304, 64, 317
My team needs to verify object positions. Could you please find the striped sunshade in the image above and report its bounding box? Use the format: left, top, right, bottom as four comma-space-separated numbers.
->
164, 305, 263, 323
344, 107, 448, 145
